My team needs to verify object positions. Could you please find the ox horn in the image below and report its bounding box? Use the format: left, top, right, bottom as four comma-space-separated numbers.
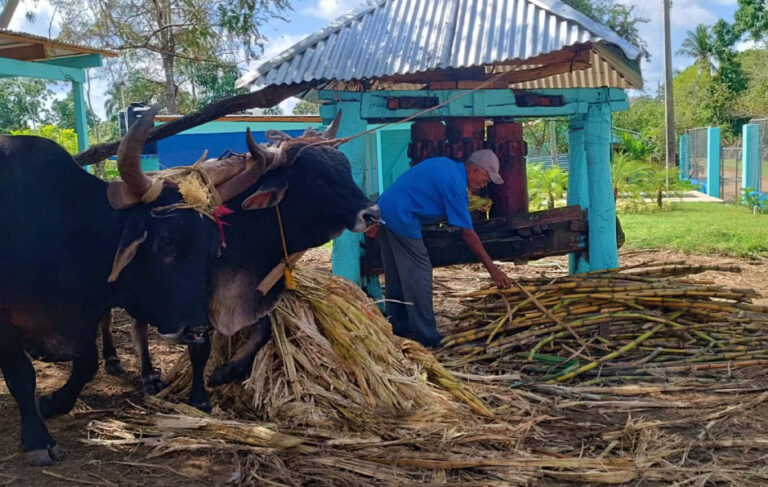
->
107, 106, 162, 209
324, 110, 342, 140
215, 128, 280, 202
246, 127, 272, 165
117, 106, 160, 198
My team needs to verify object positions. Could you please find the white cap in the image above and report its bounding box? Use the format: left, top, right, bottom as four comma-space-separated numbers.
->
468, 150, 503, 184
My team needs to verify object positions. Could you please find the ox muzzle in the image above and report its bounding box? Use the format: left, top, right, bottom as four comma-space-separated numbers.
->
351, 204, 382, 233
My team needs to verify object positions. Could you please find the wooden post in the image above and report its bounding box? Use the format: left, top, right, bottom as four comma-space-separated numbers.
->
678, 133, 689, 181
742, 123, 760, 193
584, 94, 618, 271
567, 114, 590, 274
73, 80, 89, 152
706, 126, 721, 198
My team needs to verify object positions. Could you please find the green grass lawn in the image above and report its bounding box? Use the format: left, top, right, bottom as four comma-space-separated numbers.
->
619, 202, 768, 258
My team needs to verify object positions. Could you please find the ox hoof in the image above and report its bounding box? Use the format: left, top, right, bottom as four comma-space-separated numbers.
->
141, 373, 165, 395
37, 395, 70, 419
104, 357, 125, 376
26, 444, 65, 466
208, 363, 248, 388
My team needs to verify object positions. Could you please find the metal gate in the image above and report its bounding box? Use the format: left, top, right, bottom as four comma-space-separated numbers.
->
720, 145, 742, 202
687, 127, 708, 186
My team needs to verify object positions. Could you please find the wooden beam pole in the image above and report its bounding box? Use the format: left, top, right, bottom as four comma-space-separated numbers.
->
0, 56, 84, 82
0, 43, 47, 61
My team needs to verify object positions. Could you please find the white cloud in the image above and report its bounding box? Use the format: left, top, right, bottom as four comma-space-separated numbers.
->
670, 0, 718, 28
301, 0, 366, 21
280, 97, 300, 114
260, 33, 306, 63
735, 38, 760, 52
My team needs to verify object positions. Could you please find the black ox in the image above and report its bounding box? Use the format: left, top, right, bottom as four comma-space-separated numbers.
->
101, 120, 380, 402
0, 109, 224, 466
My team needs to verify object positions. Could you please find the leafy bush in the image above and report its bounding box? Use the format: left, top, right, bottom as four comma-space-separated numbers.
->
10, 125, 79, 154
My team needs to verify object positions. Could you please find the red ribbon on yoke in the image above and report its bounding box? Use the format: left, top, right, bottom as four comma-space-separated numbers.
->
213, 205, 235, 248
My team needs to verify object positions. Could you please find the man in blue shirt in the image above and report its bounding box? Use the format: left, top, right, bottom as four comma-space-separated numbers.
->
375, 150, 511, 347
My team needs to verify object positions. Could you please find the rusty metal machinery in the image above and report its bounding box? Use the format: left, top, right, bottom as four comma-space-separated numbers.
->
445, 117, 485, 161
369, 117, 621, 274
361, 206, 625, 275
487, 122, 528, 217
407, 120, 446, 166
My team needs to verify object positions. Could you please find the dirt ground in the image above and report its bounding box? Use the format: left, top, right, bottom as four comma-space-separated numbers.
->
0, 249, 766, 486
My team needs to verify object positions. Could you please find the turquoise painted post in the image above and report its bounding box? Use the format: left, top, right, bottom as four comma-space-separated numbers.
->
375, 130, 385, 197
678, 134, 690, 181
706, 126, 721, 198
320, 95, 382, 297
72, 80, 89, 152
584, 95, 618, 271
742, 123, 759, 192
567, 114, 590, 274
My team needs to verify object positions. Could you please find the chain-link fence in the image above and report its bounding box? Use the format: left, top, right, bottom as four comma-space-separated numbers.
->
721, 145, 742, 202
687, 127, 709, 185
749, 118, 768, 193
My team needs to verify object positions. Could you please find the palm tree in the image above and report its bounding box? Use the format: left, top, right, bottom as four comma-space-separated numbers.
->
527, 163, 568, 210
677, 24, 716, 74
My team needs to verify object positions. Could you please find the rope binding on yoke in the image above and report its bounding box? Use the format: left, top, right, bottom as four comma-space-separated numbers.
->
275, 204, 297, 290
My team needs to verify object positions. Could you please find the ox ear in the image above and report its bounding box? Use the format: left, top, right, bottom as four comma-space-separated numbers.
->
107, 217, 148, 283
241, 185, 288, 211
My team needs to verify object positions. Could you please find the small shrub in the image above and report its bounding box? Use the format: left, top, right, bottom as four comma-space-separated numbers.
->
742, 188, 768, 214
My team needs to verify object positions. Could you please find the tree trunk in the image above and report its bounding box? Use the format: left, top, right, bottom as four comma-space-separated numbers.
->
656, 188, 663, 208
162, 53, 177, 114
0, 0, 20, 29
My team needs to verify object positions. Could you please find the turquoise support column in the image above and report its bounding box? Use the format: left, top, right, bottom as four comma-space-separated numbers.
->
584, 96, 618, 271
706, 126, 721, 198
321, 96, 382, 296
678, 134, 690, 181
72, 80, 89, 152
742, 123, 760, 192
567, 114, 590, 274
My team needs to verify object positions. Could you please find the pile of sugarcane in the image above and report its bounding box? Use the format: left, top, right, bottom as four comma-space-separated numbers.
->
161, 267, 493, 427
440, 262, 768, 383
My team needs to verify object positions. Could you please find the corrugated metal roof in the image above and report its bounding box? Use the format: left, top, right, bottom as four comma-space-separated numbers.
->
0, 29, 117, 61
237, 0, 643, 91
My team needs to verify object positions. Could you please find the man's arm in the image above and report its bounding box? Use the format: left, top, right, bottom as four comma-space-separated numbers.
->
461, 228, 511, 288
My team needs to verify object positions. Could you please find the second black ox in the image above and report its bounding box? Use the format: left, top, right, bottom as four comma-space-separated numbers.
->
0, 108, 221, 466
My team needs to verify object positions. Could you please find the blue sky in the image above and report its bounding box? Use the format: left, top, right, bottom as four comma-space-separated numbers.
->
7, 0, 748, 118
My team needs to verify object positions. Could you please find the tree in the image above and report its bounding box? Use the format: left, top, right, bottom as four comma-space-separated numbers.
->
103, 73, 195, 117
677, 24, 716, 74
0, 78, 51, 132
293, 99, 320, 115
50, 93, 99, 130
183, 62, 248, 109
53, 0, 292, 113
262, 106, 284, 116
562, 0, 650, 59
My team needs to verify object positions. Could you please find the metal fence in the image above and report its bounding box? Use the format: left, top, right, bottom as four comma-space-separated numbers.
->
720, 145, 742, 202
687, 127, 708, 185
749, 118, 768, 193
526, 154, 569, 169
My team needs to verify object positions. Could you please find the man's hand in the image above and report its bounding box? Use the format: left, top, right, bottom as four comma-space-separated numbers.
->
365, 223, 380, 238
489, 266, 511, 288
